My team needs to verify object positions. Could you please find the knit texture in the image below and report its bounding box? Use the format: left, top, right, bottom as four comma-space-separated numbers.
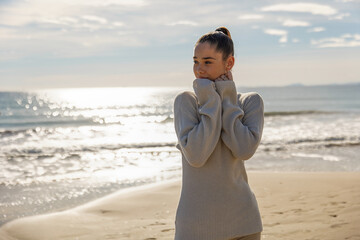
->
174, 78, 264, 240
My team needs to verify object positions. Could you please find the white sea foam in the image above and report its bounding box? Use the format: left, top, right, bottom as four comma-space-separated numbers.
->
291, 153, 340, 162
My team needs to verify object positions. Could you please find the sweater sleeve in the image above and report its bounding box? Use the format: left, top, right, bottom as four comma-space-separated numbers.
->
173, 78, 222, 167
215, 80, 264, 160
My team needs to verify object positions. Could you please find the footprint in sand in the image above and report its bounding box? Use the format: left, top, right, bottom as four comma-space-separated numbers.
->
264, 222, 280, 227
272, 211, 284, 215
149, 222, 166, 226
331, 222, 348, 228
292, 208, 303, 213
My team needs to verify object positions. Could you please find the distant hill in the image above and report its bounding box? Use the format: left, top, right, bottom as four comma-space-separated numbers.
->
239, 81, 360, 89
313, 82, 360, 87
286, 83, 305, 87
285, 82, 360, 87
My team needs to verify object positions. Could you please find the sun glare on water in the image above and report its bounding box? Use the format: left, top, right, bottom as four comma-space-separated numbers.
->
40, 87, 158, 108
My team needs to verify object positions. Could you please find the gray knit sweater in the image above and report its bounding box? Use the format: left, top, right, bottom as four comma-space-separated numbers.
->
173, 78, 264, 240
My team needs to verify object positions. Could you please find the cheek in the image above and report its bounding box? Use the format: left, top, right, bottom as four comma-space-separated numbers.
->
193, 64, 199, 77
210, 66, 226, 80
211, 64, 225, 75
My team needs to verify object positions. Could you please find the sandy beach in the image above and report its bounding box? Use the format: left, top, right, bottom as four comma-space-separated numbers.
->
0, 172, 359, 240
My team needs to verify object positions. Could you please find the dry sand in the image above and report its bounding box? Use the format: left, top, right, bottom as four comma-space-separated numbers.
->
0, 172, 359, 240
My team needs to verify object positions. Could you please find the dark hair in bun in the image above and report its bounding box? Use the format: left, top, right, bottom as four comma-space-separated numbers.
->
215, 27, 232, 39
196, 26, 234, 60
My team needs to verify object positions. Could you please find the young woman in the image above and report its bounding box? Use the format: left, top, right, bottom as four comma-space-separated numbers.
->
173, 27, 264, 240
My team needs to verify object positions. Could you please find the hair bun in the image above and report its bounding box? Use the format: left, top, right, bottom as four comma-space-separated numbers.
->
215, 27, 232, 39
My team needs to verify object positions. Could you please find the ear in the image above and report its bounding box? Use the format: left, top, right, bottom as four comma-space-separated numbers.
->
225, 56, 235, 71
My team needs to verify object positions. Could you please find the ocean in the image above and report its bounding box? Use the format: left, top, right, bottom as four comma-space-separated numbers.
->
1, 83, 359, 225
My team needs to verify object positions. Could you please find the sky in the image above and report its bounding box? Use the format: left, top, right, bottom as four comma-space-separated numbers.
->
0, 0, 359, 90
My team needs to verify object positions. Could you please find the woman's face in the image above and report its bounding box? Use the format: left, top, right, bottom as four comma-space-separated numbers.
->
193, 42, 232, 81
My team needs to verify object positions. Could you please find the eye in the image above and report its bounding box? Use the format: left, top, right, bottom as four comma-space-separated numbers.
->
193, 60, 199, 64
205, 61, 212, 64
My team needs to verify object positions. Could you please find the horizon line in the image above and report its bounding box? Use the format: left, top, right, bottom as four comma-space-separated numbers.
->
1, 81, 359, 92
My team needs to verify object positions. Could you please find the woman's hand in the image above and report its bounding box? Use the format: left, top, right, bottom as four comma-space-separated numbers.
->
215, 71, 233, 81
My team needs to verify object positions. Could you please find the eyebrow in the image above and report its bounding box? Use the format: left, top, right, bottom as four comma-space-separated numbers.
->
193, 56, 216, 60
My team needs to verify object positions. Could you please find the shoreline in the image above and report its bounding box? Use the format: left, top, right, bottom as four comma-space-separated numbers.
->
0, 172, 359, 240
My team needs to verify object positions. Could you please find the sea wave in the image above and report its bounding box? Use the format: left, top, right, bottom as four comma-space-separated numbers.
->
148, 110, 331, 122
2, 142, 178, 158
264, 110, 329, 117
286, 136, 360, 145
261, 136, 360, 151
0, 129, 27, 137
160, 115, 174, 123
98, 142, 176, 150
4, 134, 359, 161
0, 118, 98, 129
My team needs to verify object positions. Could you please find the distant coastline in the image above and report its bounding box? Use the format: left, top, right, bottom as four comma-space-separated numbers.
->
250, 81, 360, 89
284, 81, 360, 87
1, 81, 360, 92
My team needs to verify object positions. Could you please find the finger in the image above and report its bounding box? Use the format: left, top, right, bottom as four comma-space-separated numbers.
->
216, 75, 225, 81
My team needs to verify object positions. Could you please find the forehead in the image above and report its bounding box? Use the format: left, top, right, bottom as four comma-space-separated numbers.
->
194, 42, 222, 58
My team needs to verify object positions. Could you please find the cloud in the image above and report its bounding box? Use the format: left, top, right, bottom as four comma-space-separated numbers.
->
330, 13, 351, 20
0, 28, 13, 38
264, 29, 288, 43
66, 0, 147, 7
166, 20, 198, 26
261, 3, 338, 16
308, 27, 326, 32
40, 17, 79, 26
81, 15, 108, 24
0, 0, 145, 27
113, 22, 124, 27
282, 19, 311, 27
311, 34, 360, 48
342, 34, 360, 39
265, 29, 287, 35
238, 14, 264, 20
1, 0, 236, 61
335, 0, 359, 2
36, 15, 122, 32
